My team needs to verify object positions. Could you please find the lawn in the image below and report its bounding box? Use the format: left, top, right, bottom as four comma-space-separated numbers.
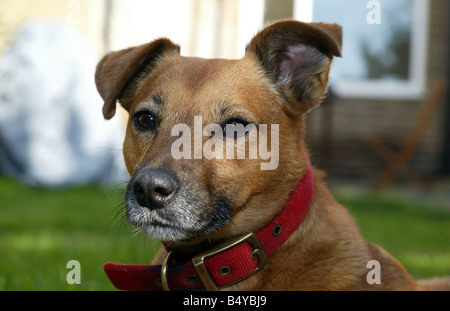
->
335, 187, 450, 280
0, 177, 159, 291
0, 176, 449, 290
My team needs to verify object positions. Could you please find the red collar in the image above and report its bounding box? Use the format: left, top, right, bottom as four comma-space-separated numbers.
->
103, 163, 314, 291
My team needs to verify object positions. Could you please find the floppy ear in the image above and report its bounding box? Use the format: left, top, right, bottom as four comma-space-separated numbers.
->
95, 38, 180, 119
245, 20, 342, 113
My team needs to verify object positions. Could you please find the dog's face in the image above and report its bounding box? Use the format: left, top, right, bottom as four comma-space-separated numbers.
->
95, 21, 342, 246
120, 56, 288, 243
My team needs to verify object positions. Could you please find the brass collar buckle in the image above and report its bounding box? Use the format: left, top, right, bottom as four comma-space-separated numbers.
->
160, 249, 176, 291
160, 233, 267, 291
192, 232, 268, 291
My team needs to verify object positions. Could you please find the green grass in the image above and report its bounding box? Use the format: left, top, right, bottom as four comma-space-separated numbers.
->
0, 176, 449, 290
334, 187, 450, 280
0, 177, 159, 291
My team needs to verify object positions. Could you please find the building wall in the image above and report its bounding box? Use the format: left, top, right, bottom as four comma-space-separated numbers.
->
306, 0, 449, 183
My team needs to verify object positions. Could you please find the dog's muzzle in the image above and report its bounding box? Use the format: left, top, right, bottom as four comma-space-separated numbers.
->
124, 167, 231, 242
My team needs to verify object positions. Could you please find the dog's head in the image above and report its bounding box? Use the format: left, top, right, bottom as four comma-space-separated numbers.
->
95, 21, 341, 246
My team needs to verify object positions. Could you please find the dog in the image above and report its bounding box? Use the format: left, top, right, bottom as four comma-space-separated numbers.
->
95, 20, 449, 290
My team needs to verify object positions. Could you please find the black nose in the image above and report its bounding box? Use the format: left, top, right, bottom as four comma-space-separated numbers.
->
132, 169, 179, 210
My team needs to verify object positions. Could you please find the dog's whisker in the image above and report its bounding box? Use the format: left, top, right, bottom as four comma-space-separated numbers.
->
108, 202, 127, 231
163, 240, 175, 249
229, 218, 242, 236
194, 233, 201, 249
131, 228, 142, 239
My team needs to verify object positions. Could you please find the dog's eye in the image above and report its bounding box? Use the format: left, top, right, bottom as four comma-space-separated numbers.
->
223, 118, 251, 138
133, 111, 157, 131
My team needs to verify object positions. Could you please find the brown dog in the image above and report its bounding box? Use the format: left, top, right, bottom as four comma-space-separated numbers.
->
95, 20, 447, 290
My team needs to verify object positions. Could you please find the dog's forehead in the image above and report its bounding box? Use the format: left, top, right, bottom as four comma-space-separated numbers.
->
167, 56, 232, 87
138, 54, 273, 115
155, 56, 246, 94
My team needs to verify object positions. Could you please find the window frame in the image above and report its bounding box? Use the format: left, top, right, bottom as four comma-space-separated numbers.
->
293, 0, 430, 100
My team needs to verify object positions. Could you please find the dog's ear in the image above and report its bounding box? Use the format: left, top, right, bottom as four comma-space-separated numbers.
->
245, 20, 342, 113
95, 38, 180, 119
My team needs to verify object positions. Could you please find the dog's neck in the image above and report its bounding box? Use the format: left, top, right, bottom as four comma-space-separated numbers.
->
163, 160, 314, 264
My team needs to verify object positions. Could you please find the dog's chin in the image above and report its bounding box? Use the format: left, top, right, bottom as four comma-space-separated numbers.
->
140, 220, 203, 242
125, 197, 233, 242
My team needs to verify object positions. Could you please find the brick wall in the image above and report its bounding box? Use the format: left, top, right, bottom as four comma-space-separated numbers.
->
306, 0, 449, 184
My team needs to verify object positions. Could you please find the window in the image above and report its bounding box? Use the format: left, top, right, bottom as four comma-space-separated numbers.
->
294, 0, 429, 99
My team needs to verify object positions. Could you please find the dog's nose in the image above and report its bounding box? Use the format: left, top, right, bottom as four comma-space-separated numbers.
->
132, 169, 179, 210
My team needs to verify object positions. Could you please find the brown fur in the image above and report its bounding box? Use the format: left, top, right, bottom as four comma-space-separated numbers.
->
95, 20, 448, 290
